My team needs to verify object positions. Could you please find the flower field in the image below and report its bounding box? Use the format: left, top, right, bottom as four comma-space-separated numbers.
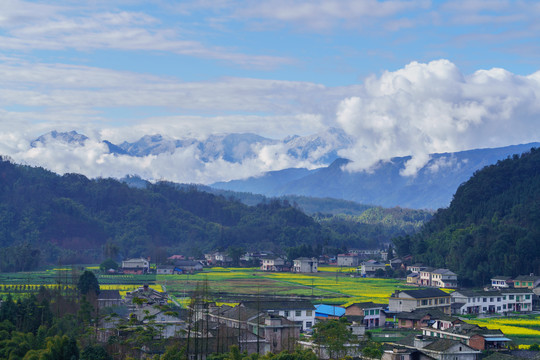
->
465, 315, 540, 337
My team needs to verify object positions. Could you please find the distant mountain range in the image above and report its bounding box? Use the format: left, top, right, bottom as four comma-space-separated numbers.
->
31, 128, 352, 165
29, 130, 540, 210
212, 143, 540, 209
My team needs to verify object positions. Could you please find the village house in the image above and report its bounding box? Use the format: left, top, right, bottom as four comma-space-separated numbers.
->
345, 302, 386, 328
407, 272, 420, 285
513, 275, 540, 289
417, 268, 458, 288
124, 284, 168, 308
490, 276, 512, 289
450, 289, 534, 315
389, 257, 404, 270
337, 253, 360, 267
407, 264, 427, 273
121, 257, 150, 274
156, 265, 175, 275
292, 257, 318, 273
314, 304, 346, 321
204, 304, 300, 354
361, 259, 387, 277
393, 309, 461, 330
171, 260, 204, 273
388, 289, 451, 314
260, 257, 286, 271
421, 323, 511, 351
204, 251, 233, 266
384, 335, 481, 360
431, 269, 458, 288
97, 289, 123, 309
419, 267, 435, 286
240, 299, 316, 331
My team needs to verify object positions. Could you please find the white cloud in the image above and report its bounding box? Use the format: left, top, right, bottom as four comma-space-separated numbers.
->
336, 59, 540, 176
0, 1, 291, 68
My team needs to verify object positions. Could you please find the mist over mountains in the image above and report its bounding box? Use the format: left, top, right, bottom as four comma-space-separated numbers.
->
24, 129, 540, 209
213, 143, 540, 209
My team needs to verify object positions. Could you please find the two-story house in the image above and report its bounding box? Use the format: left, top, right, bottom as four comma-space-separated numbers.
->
121, 258, 150, 274
419, 267, 435, 286
450, 289, 534, 315
513, 275, 540, 289
261, 257, 285, 272
345, 302, 386, 328
293, 257, 318, 273
388, 289, 452, 314
241, 300, 316, 331
361, 260, 387, 277
421, 323, 511, 351
337, 253, 360, 267
490, 276, 511, 289
431, 269, 458, 288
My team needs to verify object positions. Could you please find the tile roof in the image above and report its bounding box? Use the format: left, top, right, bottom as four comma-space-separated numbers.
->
241, 300, 315, 311
395, 288, 450, 299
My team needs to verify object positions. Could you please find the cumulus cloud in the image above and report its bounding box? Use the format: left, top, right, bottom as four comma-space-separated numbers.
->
336, 59, 540, 176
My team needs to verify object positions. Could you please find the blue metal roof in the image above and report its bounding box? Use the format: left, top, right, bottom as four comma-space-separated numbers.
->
314, 304, 346, 317
485, 337, 511, 342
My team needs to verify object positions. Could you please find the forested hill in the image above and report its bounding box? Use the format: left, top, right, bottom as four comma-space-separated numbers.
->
394, 147, 540, 286
0, 157, 429, 271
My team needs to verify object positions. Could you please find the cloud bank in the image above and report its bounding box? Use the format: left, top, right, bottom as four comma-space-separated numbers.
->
336, 59, 540, 176
1, 60, 539, 184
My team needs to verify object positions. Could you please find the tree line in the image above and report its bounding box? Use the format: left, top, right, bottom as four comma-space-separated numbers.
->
394, 148, 540, 286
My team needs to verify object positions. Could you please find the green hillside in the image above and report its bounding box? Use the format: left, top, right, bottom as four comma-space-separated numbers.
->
0, 158, 429, 271
394, 148, 540, 286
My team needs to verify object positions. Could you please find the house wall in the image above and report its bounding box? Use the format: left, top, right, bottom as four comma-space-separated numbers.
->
276, 309, 315, 330
467, 335, 485, 351
451, 291, 533, 315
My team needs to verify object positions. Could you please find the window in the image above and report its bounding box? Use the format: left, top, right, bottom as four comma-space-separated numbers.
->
284, 311, 289, 317
483, 307, 487, 311
370, 310, 375, 315
273, 328, 278, 333
401, 320, 406, 325
422, 300, 428, 306
509, 295, 514, 300
503, 304, 506, 309
525, 295, 531, 300
375, 309, 380, 314
429, 299, 432, 305
306, 321, 312, 328
503, 296, 506, 300
529, 282, 533, 286
483, 298, 487, 302
497, 298, 501, 302
515, 282, 520, 286
295, 310, 302, 317
306, 310, 312, 316
364, 310, 368, 316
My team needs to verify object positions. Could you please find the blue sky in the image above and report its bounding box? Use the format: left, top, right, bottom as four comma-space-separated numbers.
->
1, 0, 540, 182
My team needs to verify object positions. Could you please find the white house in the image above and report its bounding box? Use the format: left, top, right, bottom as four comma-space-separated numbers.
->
431, 269, 458, 288
450, 289, 534, 315
121, 258, 150, 274
261, 257, 285, 271
241, 300, 316, 331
